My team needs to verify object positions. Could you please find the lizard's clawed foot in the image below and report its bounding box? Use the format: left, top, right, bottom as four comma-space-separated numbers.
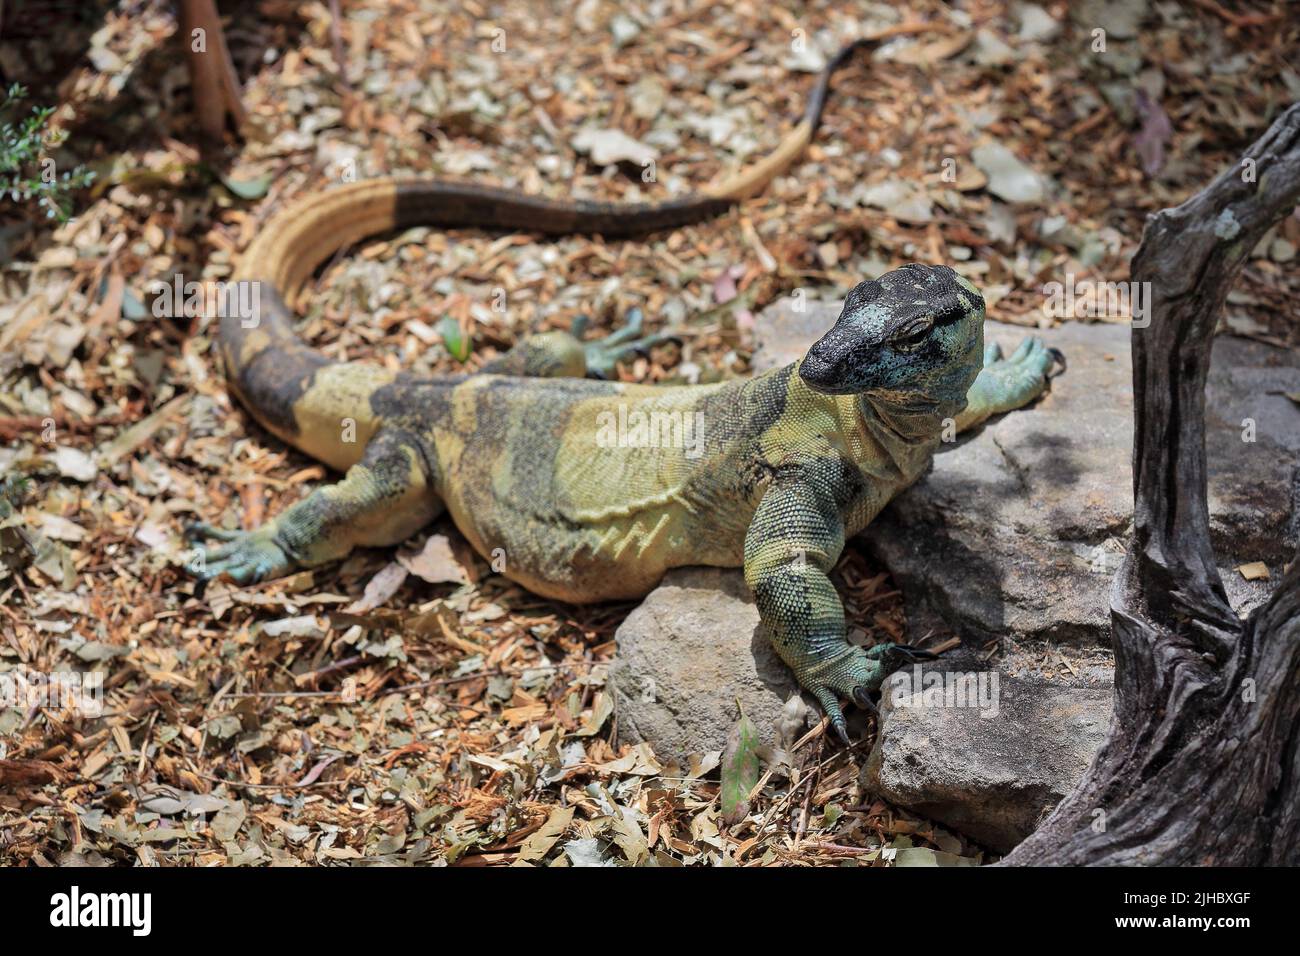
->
801, 646, 888, 745
982, 336, 1062, 412
184, 522, 295, 584
803, 642, 943, 744
572, 308, 682, 379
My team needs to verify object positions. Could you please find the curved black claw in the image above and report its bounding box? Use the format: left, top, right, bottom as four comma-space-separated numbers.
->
1047, 347, 1067, 379
813, 687, 853, 745
852, 686, 880, 717
868, 642, 940, 664
832, 719, 852, 746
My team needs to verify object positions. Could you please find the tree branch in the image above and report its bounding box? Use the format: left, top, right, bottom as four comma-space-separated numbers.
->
178, 0, 247, 142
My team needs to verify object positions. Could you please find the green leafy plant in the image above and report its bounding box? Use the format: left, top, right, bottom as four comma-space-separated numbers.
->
438, 313, 473, 363
720, 704, 762, 825
1, 83, 94, 221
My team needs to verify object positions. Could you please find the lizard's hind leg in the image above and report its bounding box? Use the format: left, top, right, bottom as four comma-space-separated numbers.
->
479, 308, 682, 380
188, 429, 443, 585
478, 330, 589, 378
571, 308, 682, 379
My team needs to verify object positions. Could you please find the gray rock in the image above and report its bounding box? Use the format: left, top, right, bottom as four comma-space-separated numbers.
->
609, 567, 801, 764
971, 29, 1016, 67
872, 318, 1134, 644
751, 295, 840, 372
1069, 0, 1149, 41
863, 661, 1112, 852
752, 298, 1300, 645
972, 143, 1047, 205
1016, 3, 1062, 43
857, 180, 934, 224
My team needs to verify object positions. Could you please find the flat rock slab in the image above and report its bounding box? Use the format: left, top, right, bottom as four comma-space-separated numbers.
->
609, 567, 801, 764
862, 660, 1112, 853
610, 568, 1111, 848
612, 298, 1293, 832
754, 297, 1299, 644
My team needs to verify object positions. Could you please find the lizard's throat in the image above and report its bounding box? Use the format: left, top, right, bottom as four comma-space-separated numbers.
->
859, 358, 980, 442
860, 391, 954, 441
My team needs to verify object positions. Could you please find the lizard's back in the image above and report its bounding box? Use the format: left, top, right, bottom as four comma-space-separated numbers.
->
387, 367, 799, 600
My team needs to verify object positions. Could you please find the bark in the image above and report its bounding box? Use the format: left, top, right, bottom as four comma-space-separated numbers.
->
178, 0, 246, 141
1003, 103, 1300, 865
0, 758, 63, 787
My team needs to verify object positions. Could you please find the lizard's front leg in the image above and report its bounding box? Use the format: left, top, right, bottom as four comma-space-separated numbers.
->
953, 336, 1063, 432
189, 429, 442, 584
743, 459, 889, 743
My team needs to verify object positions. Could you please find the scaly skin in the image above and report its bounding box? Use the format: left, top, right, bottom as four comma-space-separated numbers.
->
194, 265, 1059, 740
190, 35, 1061, 738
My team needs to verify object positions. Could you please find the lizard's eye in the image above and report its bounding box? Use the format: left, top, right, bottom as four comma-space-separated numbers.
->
892, 320, 933, 349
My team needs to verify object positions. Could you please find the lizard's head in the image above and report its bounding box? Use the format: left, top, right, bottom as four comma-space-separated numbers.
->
798, 264, 984, 403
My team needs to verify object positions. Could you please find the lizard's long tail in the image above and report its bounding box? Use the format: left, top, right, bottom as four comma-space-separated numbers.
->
219, 23, 943, 452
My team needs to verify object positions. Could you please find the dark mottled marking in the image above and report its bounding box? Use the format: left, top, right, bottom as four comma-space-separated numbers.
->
393, 181, 733, 238
219, 287, 328, 436
468, 375, 618, 525
685, 364, 795, 497
271, 427, 435, 563
238, 344, 325, 437
369, 372, 464, 422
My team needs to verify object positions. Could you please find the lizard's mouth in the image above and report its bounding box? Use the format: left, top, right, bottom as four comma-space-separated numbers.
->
799, 329, 876, 395
798, 350, 848, 393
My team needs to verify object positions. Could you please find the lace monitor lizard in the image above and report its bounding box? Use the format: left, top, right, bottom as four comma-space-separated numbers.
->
192, 30, 1062, 739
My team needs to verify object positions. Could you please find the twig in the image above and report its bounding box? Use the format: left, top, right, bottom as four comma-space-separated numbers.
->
327, 0, 352, 92
1187, 0, 1279, 28
793, 732, 824, 847
222, 660, 600, 700
0, 413, 127, 442
190, 769, 345, 791
294, 654, 363, 688
804, 842, 877, 855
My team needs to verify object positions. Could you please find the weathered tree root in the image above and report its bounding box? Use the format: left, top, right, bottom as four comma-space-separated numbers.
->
1003, 103, 1300, 866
